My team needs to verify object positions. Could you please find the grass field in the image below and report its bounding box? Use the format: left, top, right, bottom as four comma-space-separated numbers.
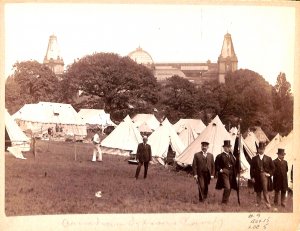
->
5, 140, 293, 216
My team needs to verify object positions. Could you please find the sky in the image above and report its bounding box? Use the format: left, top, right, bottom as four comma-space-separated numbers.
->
4, 3, 296, 88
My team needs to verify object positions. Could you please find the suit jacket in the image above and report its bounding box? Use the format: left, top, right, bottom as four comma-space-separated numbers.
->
215, 152, 238, 190
192, 151, 215, 178
250, 154, 275, 178
136, 143, 152, 162
250, 154, 275, 192
273, 158, 288, 191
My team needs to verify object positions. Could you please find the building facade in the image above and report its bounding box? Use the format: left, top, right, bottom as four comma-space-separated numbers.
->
43, 33, 237, 84
128, 33, 238, 84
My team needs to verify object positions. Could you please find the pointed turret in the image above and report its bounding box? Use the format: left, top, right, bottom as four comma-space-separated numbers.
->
43, 34, 64, 75
218, 33, 238, 83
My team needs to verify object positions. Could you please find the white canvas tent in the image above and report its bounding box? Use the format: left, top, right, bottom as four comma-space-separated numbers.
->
264, 133, 283, 155
244, 131, 259, 154
5, 109, 31, 152
138, 122, 153, 133
148, 118, 186, 164
13, 102, 87, 138
173, 118, 206, 135
78, 109, 116, 128
177, 123, 198, 147
175, 115, 232, 167
252, 126, 270, 143
100, 115, 143, 156
132, 114, 160, 132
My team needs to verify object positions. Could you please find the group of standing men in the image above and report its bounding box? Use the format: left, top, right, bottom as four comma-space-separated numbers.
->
90, 129, 289, 209
192, 140, 289, 208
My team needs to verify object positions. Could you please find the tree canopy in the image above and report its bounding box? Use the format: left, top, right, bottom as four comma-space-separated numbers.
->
222, 69, 274, 134
62, 53, 159, 121
271, 72, 293, 135
5, 61, 60, 114
158, 75, 198, 123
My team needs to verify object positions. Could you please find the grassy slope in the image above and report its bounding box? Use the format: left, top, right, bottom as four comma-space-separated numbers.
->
5, 140, 293, 216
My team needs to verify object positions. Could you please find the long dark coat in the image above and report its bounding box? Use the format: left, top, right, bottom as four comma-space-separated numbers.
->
136, 143, 152, 162
273, 158, 288, 191
215, 152, 238, 190
250, 154, 275, 192
192, 151, 215, 183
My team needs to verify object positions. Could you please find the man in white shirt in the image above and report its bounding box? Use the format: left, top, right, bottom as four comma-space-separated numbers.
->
92, 130, 102, 162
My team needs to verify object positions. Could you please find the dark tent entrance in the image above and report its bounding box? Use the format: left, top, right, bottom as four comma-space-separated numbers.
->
166, 145, 176, 165
5, 127, 12, 151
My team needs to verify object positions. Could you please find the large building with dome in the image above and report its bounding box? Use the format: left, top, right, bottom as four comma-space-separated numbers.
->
44, 33, 237, 85
128, 33, 238, 84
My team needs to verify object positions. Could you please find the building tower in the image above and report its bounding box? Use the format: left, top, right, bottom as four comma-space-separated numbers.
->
217, 33, 238, 83
43, 34, 64, 75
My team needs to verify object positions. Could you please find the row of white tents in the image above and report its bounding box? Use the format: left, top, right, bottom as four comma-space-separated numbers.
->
6, 102, 294, 186
11, 102, 116, 138
5, 102, 116, 156
12, 102, 87, 138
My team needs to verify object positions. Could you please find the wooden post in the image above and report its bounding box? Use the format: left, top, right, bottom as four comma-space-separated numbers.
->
32, 135, 36, 159
74, 140, 77, 161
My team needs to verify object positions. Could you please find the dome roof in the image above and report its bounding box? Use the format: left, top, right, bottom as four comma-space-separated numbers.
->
128, 46, 154, 65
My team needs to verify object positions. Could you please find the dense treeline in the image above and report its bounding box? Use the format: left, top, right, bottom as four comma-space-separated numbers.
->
5, 53, 293, 138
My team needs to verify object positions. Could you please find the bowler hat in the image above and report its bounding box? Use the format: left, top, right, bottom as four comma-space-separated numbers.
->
277, 148, 286, 155
201, 141, 209, 145
223, 140, 231, 147
257, 142, 266, 149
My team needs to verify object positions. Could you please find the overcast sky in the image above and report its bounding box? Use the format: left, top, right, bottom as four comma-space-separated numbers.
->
4, 3, 295, 87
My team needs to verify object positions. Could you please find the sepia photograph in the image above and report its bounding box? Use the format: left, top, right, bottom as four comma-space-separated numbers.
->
1, 1, 300, 230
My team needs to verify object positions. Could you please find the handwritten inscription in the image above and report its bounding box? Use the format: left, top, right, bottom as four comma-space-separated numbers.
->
248, 214, 270, 230
62, 216, 223, 230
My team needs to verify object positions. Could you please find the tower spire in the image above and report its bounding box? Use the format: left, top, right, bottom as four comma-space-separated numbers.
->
217, 33, 238, 83
43, 34, 64, 75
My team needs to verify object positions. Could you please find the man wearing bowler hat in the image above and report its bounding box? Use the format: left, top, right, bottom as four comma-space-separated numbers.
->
135, 136, 152, 179
250, 142, 275, 208
215, 140, 238, 204
273, 148, 288, 207
192, 141, 215, 202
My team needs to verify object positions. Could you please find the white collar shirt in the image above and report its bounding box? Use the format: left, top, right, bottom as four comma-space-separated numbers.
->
259, 154, 264, 160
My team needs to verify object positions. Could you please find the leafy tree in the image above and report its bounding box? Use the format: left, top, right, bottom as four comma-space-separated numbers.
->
271, 72, 293, 135
5, 76, 24, 114
63, 53, 159, 121
223, 69, 274, 136
158, 75, 198, 123
5, 61, 60, 114
195, 69, 274, 135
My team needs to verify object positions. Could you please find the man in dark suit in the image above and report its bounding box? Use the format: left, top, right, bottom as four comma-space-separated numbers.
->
135, 136, 152, 179
192, 141, 215, 202
250, 142, 275, 209
273, 148, 288, 207
215, 140, 238, 204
